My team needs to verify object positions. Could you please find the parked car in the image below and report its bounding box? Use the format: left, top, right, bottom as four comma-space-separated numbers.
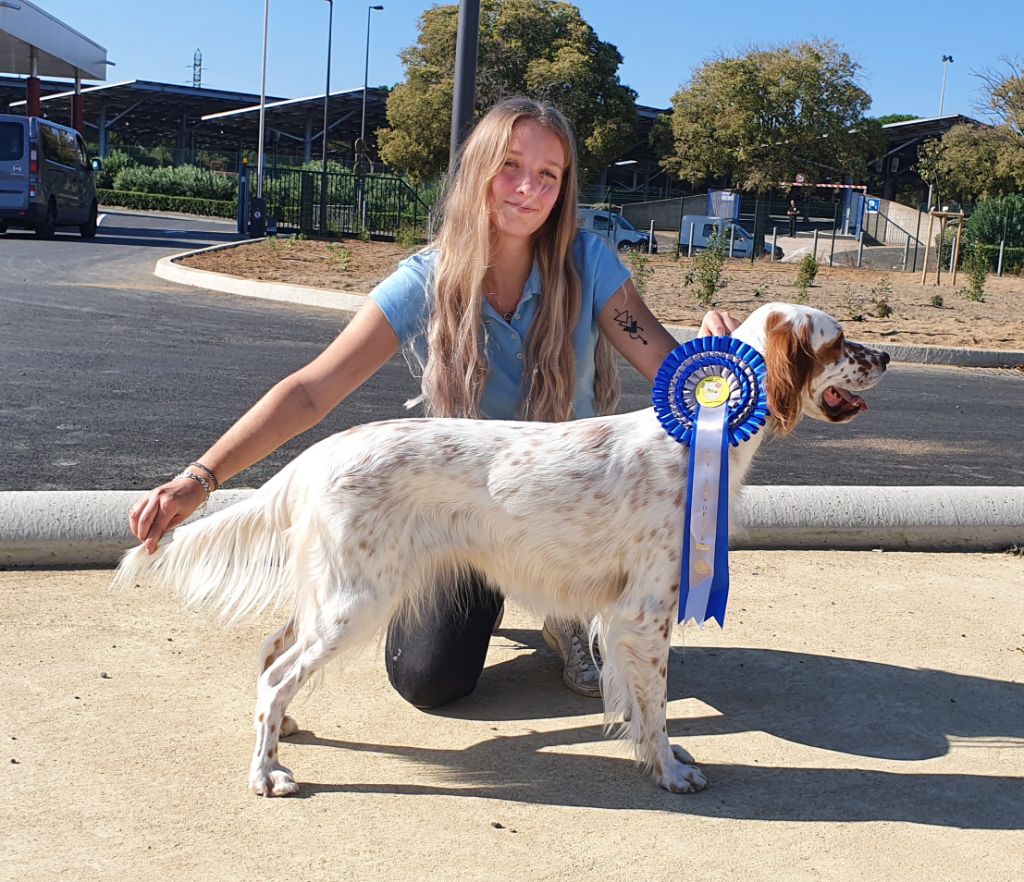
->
0, 114, 99, 238
579, 207, 656, 253
679, 214, 783, 260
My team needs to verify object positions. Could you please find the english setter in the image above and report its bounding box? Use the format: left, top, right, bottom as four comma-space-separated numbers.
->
116, 302, 889, 796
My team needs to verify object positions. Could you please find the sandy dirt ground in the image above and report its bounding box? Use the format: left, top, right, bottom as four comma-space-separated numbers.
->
181, 239, 1024, 350
4, 552, 1022, 882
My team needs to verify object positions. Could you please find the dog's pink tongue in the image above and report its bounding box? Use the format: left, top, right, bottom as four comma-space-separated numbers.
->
825, 386, 868, 412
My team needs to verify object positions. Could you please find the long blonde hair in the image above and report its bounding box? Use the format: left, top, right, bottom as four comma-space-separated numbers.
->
421, 97, 620, 421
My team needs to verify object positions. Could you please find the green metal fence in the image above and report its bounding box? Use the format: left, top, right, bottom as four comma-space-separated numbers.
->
261, 168, 431, 239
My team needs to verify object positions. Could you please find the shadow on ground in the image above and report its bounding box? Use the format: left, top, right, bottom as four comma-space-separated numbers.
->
284, 631, 1023, 828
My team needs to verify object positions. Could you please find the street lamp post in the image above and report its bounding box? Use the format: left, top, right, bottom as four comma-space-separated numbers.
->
358, 4, 383, 230
320, 0, 333, 234
360, 5, 384, 152
928, 55, 954, 211
256, 0, 270, 201
939, 54, 954, 115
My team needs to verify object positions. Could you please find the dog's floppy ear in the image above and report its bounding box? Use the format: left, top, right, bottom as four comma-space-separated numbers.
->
764, 312, 816, 434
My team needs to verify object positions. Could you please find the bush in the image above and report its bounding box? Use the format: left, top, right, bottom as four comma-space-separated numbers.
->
98, 188, 235, 218
112, 164, 237, 201
683, 229, 727, 306
961, 247, 989, 301
965, 194, 1024, 251
625, 249, 653, 297
795, 254, 817, 303
94, 149, 138, 189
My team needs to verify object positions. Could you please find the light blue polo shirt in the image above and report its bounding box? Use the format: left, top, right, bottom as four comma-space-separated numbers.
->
369, 230, 631, 419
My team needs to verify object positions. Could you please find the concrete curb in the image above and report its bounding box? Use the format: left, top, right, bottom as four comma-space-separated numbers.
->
154, 244, 1024, 368
2, 487, 1021, 568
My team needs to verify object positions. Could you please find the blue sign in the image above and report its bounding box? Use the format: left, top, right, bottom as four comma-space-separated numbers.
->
866, 197, 880, 214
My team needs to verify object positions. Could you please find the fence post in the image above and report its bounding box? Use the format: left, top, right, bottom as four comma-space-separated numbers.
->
649, 219, 654, 255
427, 210, 434, 241
998, 210, 1008, 277
857, 230, 864, 268
828, 202, 838, 267
729, 224, 735, 259
688, 222, 695, 258
912, 208, 922, 273
675, 196, 685, 259
772, 226, 778, 262
812, 229, 819, 262
902, 238, 910, 272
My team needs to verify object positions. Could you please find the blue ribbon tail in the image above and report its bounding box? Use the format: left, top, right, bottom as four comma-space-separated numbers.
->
678, 430, 699, 624
705, 427, 731, 627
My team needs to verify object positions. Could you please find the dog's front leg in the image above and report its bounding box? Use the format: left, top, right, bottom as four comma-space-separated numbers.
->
606, 611, 708, 794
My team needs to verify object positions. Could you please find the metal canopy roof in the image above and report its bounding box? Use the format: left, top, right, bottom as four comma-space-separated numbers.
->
0, 0, 107, 79
4, 77, 388, 154
7, 78, 283, 147
200, 86, 389, 150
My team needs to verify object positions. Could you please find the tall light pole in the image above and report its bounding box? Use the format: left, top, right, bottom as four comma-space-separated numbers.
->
360, 5, 384, 153
939, 54, 954, 116
320, 0, 333, 233
450, 0, 480, 162
928, 54, 954, 211
256, 0, 270, 201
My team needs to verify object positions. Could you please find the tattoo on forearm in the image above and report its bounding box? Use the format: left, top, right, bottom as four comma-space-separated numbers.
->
613, 308, 649, 345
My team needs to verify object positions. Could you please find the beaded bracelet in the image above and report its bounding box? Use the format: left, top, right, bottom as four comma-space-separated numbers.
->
189, 461, 221, 491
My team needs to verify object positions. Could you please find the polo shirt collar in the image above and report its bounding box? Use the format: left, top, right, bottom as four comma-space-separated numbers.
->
521, 257, 542, 302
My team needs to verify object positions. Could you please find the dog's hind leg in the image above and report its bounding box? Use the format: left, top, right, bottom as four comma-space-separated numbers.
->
247, 585, 395, 797
248, 629, 339, 797
603, 609, 707, 794
256, 618, 300, 737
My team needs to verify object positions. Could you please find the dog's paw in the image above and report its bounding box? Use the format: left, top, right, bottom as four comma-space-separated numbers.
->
280, 715, 299, 738
657, 746, 708, 793
671, 743, 696, 765
249, 764, 299, 797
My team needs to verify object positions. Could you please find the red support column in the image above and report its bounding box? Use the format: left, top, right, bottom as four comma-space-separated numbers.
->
72, 74, 84, 133
26, 77, 41, 117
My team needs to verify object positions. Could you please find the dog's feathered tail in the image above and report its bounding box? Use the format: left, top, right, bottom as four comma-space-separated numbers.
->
114, 466, 305, 626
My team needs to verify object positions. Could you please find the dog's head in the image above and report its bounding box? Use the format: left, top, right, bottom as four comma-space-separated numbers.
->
733, 302, 889, 434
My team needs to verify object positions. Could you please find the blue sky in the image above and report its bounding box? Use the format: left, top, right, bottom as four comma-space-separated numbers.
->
36, 0, 1024, 121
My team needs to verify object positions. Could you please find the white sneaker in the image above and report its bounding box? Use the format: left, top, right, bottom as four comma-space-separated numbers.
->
541, 617, 602, 698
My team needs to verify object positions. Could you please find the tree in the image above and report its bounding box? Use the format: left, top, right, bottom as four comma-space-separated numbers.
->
916, 59, 1024, 203
657, 40, 881, 191
377, 0, 637, 183
874, 113, 920, 125
917, 124, 1022, 202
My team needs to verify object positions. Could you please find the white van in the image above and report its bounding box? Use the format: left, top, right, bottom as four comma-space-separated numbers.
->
579, 207, 656, 253
679, 215, 782, 260
0, 114, 99, 238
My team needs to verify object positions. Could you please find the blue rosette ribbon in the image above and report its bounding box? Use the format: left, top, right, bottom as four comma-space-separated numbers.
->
651, 336, 768, 626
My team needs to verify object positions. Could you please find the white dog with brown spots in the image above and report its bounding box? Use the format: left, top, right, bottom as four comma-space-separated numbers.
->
116, 303, 888, 797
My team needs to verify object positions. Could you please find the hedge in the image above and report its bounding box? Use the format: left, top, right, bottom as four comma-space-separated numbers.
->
98, 188, 236, 219
112, 164, 238, 200
974, 243, 1024, 275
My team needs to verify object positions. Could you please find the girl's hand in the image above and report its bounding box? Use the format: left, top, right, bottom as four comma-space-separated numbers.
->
699, 310, 741, 337
128, 477, 208, 554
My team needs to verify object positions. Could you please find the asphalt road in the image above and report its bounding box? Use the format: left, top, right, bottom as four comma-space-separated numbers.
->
1, 210, 1021, 491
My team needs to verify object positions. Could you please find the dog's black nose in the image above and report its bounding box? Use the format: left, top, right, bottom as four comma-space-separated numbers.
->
880, 351, 890, 367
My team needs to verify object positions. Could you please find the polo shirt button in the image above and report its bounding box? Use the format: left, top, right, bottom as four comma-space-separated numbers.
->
516, 353, 523, 360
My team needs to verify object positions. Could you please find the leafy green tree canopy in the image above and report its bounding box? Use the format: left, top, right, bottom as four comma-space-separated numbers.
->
377, 0, 637, 183
873, 114, 920, 125
916, 60, 1024, 202
657, 40, 880, 191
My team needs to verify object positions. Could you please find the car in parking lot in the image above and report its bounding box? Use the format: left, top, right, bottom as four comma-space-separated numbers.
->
679, 214, 783, 260
579, 207, 656, 253
0, 114, 99, 238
